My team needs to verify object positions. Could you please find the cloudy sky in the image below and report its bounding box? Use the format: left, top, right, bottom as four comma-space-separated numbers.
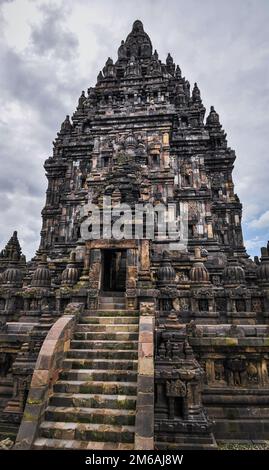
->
0, 0, 268, 259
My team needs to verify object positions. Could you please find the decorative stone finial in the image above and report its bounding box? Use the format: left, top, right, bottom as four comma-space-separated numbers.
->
106, 57, 113, 66
61, 251, 79, 287
60, 115, 72, 134
223, 253, 245, 286
132, 19, 144, 31
97, 71, 103, 82
165, 53, 175, 75
61, 251, 79, 286
206, 106, 220, 127
1, 250, 22, 288
157, 251, 176, 284
118, 40, 127, 59
190, 247, 209, 283
78, 90, 86, 108
256, 246, 269, 283
166, 53, 173, 64
153, 49, 159, 60
192, 82, 201, 102
31, 254, 51, 288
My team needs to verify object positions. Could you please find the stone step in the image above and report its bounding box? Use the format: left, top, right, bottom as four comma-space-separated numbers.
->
54, 380, 137, 395
84, 310, 139, 317
33, 437, 134, 450
99, 295, 125, 300
98, 296, 125, 305
74, 331, 139, 341
45, 406, 135, 426
39, 421, 135, 443
99, 302, 126, 309
67, 349, 138, 360
99, 294, 125, 302
99, 296, 125, 301
62, 358, 138, 371
71, 340, 138, 350
80, 316, 139, 324
50, 393, 136, 410
76, 324, 139, 333
60, 369, 137, 383
100, 293, 125, 298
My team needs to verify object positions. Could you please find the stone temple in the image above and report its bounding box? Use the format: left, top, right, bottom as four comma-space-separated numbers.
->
0, 20, 269, 450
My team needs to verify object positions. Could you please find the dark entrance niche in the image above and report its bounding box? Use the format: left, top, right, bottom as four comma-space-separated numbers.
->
102, 249, 127, 292
174, 397, 184, 419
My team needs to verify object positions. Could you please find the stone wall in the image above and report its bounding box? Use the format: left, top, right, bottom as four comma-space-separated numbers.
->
188, 324, 269, 440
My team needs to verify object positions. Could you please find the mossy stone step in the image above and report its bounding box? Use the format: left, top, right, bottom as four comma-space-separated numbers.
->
74, 332, 139, 341
81, 316, 139, 324
98, 303, 126, 310
76, 324, 139, 332
60, 369, 137, 383
71, 340, 138, 350
40, 421, 135, 443
45, 406, 135, 426
84, 310, 139, 317
50, 393, 136, 410
67, 349, 138, 360
54, 380, 137, 395
34, 297, 140, 450
33, 437, 134, 450
99, 296, 125, 301
62, 358, 138, 370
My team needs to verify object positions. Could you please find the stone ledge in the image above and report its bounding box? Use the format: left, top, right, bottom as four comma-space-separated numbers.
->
134, 307, 154, 450
190, 337, 269, 347
14, 302, 83, 450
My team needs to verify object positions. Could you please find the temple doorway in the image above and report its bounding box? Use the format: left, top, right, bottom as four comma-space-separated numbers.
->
102, 249, 127, 292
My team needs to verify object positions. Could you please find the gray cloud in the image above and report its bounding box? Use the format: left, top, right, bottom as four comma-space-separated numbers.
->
0, 1, 84, 258
0, 0, 268, 259
30, 3, 79, 59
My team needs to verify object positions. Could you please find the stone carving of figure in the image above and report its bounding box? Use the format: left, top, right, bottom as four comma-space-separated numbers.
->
214, 361, 226, 383
165, 339, 173, 359
247, 363, 259, 384
166, 378, 186, 397
226, 357, 247, 386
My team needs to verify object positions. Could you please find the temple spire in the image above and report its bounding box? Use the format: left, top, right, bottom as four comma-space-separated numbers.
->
0, 231, 22, 261
124, 19, 152, 59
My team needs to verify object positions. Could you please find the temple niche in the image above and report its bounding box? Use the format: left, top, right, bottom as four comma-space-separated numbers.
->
0, 19, 269, 450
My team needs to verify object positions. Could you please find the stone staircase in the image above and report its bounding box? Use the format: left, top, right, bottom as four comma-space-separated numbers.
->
33, 299, 139, 450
